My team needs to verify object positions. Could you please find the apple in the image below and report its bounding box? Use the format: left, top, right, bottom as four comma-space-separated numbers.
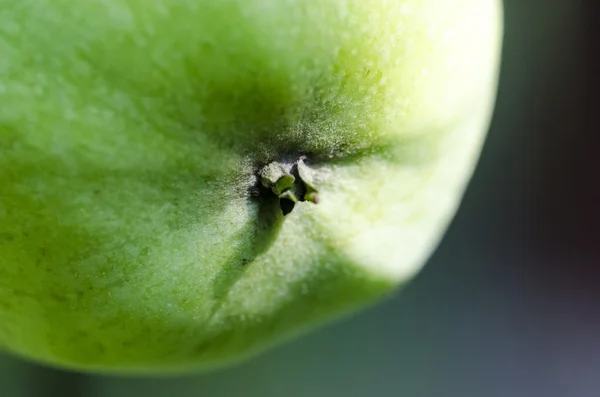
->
0, 0, 503, 374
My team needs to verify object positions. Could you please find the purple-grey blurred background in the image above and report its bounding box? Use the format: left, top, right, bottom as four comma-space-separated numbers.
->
2, 1, 598, 396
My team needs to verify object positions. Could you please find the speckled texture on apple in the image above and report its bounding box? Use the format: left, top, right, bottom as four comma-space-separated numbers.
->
0, 0, 502, 373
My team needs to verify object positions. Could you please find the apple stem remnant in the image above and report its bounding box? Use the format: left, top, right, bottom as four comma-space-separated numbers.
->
258, 156, 319, 215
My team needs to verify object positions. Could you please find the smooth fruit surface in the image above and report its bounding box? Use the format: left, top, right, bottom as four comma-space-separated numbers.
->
0, 0, 503, 373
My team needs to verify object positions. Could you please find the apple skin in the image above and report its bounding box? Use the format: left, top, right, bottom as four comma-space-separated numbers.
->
0, 0, 502, 373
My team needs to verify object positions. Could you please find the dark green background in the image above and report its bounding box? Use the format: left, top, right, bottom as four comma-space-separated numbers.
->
2, 1, 598, 396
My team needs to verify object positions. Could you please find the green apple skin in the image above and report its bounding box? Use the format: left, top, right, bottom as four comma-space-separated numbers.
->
0, 0, 502, 373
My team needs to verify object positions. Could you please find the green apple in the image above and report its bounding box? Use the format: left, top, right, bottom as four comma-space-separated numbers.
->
0, 0, 502, 374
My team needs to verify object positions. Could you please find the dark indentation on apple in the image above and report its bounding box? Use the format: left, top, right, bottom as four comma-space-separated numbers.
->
209, 195, 284, 314
203, 154, 318, 319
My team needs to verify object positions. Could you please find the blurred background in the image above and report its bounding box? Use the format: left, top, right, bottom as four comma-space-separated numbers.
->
2, 0, 598, 396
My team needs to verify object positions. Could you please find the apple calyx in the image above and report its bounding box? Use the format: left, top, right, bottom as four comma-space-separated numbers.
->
258, 156, 319, 215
